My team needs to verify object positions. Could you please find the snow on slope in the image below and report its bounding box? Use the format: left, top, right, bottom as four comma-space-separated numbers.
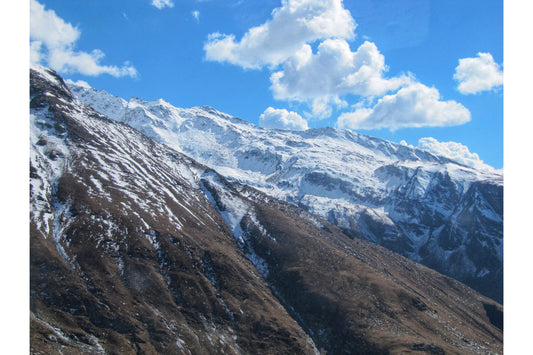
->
65, 79, 501, 213
33, 64, 276, 290
31, 66, 213, 258
30, 66, 326, 354
66, 79, 504, 302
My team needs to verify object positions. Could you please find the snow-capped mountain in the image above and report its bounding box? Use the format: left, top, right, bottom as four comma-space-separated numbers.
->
68, 80, 504, 303
31, 66, 503, 354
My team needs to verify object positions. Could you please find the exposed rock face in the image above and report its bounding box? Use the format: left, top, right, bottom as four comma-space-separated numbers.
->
31, 66, 502, 354
68, 80, 503, 303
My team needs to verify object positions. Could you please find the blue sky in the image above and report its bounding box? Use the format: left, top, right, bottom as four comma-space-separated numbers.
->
29, 0, 503, 170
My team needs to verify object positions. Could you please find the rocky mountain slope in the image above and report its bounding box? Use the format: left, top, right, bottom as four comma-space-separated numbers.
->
68, 81, 504, 303
31, 66, 502, 353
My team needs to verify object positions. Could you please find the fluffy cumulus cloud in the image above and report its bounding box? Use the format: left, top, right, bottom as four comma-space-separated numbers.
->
30, 41, 44, 65
454, 52, 503, 94
204, 0, 356, 69
259, 107, 309, 131
308, 95, 348, 119
204, 0, 415, 120
337, 83, 471, 130
30, 0, 137, 77
417, 137, 497, 172
204, 0, 473, 130
151, 0, 174, 10
271, 39, 411, 101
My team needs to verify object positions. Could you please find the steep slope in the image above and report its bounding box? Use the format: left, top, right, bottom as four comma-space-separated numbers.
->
204, 176, 503, 354
30, 66, 318, 354
68, 82, 504, 303
31, 66, 503, 354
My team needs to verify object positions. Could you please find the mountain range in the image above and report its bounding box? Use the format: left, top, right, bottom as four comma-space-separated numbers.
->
67, 76, 503, 304
30, 65, 503, 354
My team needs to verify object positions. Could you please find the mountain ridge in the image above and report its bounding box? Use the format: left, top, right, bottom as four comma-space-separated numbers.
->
66, 74, 503, 303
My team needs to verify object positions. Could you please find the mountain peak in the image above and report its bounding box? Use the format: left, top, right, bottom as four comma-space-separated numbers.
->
30, 65, 74, 102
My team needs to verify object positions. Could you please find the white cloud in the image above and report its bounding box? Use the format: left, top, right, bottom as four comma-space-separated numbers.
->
308, 95, 348, 119
192, 10, 200, 23
47, 49, 138, 77
204, 1, 413, 119
30, 41, 44, 64
259, 107, 309, 131
417, 137, 498, 172
204, 0, 356, 69
454, 52, 503, 94
204, 0, 473, 126
337, 83, 471, 131
271, 39, 411, 101
30, 0, 80, 48
30, 0, 137, 78
151, 0, 174, 10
